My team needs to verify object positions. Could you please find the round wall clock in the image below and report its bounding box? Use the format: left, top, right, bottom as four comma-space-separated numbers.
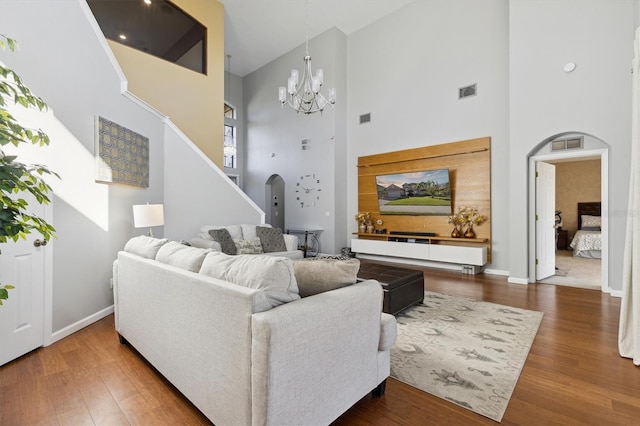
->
296, 173, 321, 208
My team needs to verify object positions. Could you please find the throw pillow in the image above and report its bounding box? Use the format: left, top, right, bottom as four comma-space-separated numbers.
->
234, 237, 264, 255
200, 252, 300, 311
156, 241, 212, 272
256, 226, 287, 253
292, 258, 361, 297
209, 228, 237, 255
124, 235, 169, 259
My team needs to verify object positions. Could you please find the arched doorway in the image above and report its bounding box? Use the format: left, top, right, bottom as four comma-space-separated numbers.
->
528, 132, 609, 292
265, 174, 285, 229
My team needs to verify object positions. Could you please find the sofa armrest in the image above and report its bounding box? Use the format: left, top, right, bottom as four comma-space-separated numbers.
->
251, 280, 384, 425
282, 233, 298, 252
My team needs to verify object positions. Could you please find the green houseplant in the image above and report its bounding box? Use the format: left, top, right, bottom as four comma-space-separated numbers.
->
0, 35, 58, 305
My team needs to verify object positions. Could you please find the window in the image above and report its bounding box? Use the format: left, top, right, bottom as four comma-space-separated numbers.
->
224, 123, 236, 169
87, 0, 207, 74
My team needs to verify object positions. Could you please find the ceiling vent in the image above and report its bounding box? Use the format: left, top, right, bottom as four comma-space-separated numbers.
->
359, 113, 371, 124
458, 84, 477, 99
550, 136, 583, 152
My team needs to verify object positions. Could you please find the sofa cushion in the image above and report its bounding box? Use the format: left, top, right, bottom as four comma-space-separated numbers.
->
200, 252, 300, 310
234, 237, 264, 255
156, 241, 212, 272
292, 258, 361, 297
256, 226, 287, 253
209, 228, 237, 255
241, 223, 271, 240
124, 235, 169, 259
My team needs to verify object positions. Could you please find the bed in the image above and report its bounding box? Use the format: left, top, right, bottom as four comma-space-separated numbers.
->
569, 202, 602, 259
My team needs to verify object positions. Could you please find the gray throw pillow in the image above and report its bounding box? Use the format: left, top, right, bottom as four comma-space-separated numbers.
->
209, 228, 237, 255
256, 226, 287, 253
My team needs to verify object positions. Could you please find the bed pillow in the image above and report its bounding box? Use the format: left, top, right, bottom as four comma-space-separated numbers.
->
208, 228, 237, 255
581, 215, 601, 229
256, 226, 287, 253
200, 252, 300, 311
292, 257, 360, 297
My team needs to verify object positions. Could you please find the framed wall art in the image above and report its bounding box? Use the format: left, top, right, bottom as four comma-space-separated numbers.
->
95, 116, 149, 187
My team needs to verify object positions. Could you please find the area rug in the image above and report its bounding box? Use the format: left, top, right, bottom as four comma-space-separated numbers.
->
390, 291, 543, 422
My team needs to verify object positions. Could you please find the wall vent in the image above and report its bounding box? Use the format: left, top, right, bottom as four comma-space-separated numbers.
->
359, 113, 371, 124
550, 136, 583, 152
458, 84, 477, 99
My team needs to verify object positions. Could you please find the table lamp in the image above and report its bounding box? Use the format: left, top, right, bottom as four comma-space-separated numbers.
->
133, 203, 164, 237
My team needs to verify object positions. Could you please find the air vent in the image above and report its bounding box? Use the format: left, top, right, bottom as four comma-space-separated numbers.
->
458, 84, 477, 99
359, 113, 371, 124
550, 136, 584, 152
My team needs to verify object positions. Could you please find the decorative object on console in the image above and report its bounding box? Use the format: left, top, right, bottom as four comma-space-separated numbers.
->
355, 211, 371, 233
278, 0, 336, 115
448, 206, 486, 239
133, 203, 164, 237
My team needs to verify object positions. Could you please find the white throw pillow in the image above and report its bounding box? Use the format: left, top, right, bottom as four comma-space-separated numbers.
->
234, 237, 264, 254
156, 241, 212, 272
124, 235, 169, 259
200, 252, 300, 310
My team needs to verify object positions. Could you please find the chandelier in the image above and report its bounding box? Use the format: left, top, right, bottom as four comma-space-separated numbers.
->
278, 0, 336, 115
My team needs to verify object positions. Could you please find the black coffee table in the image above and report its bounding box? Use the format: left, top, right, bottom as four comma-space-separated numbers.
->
357, 263, 424, 315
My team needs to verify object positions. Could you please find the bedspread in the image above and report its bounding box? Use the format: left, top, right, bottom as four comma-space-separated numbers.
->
569, 230, 601, 258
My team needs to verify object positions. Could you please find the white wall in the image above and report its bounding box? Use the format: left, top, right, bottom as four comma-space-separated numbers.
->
163, 123, 263, 239
509, 0, 634, 289
346, 0, 510, 271
243, 28, 348, 254
0, 0, 164, 331
1, 0, 261, 335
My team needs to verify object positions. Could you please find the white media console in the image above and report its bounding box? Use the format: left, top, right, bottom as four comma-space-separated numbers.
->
351, 237, 487, 274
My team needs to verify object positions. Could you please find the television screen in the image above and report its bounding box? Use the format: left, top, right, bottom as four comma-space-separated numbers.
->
375, 169, 452, 216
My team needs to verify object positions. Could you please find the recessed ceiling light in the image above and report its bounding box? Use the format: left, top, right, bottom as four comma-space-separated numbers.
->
563, 62, 576, 73
144, 0, 152, 4
119, 34, 127, 40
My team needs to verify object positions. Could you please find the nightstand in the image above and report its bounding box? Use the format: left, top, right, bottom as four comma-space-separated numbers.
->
557, 229, 568, 250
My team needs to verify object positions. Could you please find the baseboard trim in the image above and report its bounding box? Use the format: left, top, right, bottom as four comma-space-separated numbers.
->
507, 277, 530, 285
483, 268, 509, 276
49, 305, 114, 345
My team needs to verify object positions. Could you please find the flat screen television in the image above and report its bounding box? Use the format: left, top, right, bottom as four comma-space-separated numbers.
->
375, 169, 452, 216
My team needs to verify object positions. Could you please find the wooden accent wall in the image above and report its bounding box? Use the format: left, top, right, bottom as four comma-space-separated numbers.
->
357, 137, 491, 262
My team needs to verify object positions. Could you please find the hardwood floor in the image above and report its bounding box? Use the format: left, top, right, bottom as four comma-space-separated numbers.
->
1, 267, 639, 425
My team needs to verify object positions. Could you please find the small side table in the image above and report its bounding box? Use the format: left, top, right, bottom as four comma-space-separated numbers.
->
285, 229, 322, 257
557, 229, 568, 250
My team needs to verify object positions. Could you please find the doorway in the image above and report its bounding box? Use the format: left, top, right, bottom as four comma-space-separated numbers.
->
265, 174, 285, 230
528, 134, 608, 292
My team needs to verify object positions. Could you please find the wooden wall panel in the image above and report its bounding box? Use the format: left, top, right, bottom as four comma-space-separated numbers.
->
357, 137, 491, 262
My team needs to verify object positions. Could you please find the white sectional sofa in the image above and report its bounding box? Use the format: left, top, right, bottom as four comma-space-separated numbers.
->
189, 223, 304, 259
113, 236, 397, 426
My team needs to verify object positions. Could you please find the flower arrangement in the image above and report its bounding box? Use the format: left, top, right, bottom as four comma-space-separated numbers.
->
448, 207, 486, 238
354, 211, 371, 225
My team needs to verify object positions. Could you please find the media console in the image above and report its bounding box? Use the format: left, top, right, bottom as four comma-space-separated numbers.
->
351, 232, 488, 274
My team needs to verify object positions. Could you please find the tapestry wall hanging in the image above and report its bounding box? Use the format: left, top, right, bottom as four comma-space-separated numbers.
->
95, 116, 149, 187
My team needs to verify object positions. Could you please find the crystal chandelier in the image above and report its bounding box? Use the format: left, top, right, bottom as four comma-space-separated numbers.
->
278, 0, 336, 115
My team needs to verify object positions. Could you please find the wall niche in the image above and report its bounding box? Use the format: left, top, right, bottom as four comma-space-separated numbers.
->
357, 137, 491, 262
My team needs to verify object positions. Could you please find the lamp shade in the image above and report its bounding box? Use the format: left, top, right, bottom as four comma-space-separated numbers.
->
133, 204, 164, 228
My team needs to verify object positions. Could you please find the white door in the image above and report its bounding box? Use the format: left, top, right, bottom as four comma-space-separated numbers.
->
536, 161, 556, 280
0, 202, 46, 366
